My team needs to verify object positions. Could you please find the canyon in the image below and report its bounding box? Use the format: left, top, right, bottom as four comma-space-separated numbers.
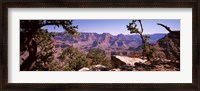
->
53, 32, 166, 56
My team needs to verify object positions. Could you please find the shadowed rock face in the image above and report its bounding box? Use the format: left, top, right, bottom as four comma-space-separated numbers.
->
154, 31, 180, 61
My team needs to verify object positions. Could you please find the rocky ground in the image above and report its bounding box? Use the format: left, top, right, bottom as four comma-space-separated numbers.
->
78, 55, 180, 71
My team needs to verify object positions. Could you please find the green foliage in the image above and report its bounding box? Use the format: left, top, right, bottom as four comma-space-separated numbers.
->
46, 61, 61, 71
35, 29, 54, 61
143, 43, 156, 61
31, 29, 54, 70
127, 20, 140, 34
127, 20, 155, 61
20, 20, 79, 71
87, 48, 112, 67
30, 42, 113, 71
57, 47, 112, 71
59, 46, 90, 71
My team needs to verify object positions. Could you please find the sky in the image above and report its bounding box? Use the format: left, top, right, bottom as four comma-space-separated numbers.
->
42, 20, 180, 35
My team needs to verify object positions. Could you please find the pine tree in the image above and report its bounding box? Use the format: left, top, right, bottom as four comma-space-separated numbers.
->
20, 20, 78, 71
127, 20, 155, 61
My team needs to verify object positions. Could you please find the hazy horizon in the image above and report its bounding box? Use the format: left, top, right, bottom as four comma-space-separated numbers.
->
49, 31, 168, 36
42, 20, 180, 35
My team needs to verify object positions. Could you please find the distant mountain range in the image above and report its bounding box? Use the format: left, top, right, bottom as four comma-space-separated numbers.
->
53, 32, 166, 55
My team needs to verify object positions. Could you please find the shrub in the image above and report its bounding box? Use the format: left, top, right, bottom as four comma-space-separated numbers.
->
87, 48, 112, 68
59, 46, 90, 71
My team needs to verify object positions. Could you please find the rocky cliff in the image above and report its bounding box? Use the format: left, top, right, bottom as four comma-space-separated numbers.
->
154, 31, 180, 61
53, 32, 166, 55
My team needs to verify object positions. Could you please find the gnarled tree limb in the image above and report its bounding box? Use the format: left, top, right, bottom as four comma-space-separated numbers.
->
157, 23, 172, 33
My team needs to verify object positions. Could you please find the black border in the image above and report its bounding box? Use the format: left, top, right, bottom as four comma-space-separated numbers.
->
0, 0, 199, 91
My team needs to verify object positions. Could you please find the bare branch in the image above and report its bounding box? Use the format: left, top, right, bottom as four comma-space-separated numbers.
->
157, 23, 172, 33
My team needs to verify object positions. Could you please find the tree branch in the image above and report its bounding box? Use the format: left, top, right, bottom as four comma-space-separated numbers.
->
157, 23, 172, 33
138, 20, 144, 33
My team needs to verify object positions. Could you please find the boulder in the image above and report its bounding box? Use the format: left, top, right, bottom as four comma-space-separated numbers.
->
111, 55, 147, 68
78, 67, 90, 71
110, 68, 121, 71
78, 64, 110, 71
90, 64, 110, 71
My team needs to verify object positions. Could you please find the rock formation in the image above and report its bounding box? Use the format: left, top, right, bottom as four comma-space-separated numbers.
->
111, 55, 147, 68
154, 23, 180, 61
154, 31, 180, 61
53, 32, 165, 55
78, 64, 110, 71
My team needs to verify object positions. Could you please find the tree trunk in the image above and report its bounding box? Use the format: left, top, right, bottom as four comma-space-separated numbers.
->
20, 39, 37, 71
